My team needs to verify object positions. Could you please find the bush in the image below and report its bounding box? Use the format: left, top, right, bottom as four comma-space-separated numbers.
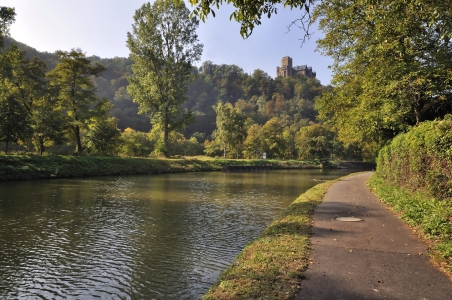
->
375, 115, 452, 200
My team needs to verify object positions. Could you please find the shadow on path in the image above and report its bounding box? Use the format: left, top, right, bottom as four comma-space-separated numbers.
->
295, 172, 452, 300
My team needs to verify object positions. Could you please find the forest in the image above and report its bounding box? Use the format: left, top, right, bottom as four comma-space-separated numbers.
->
0, 34, 366, 160
3, 0, 450, 163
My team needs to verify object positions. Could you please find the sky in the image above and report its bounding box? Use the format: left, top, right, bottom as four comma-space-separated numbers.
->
3, 0, 333, 85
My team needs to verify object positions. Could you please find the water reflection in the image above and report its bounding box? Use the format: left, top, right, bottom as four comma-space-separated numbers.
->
0, 169, 352, 299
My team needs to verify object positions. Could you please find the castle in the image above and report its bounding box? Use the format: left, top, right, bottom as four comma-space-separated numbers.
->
276, 56, 316, 78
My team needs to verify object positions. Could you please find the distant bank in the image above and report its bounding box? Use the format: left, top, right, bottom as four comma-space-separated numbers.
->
0, 155, 375, 181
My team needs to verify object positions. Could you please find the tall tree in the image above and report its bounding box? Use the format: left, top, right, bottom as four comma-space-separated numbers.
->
47, 49, 106, 154
0, 6, 15, 46
127, 0, 203, 157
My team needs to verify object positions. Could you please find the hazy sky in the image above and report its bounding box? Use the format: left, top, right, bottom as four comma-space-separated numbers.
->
3, 0, 333, 84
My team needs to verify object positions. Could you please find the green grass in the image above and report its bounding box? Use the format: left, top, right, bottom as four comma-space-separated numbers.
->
202, 175, 350, 300
369, 174, 452, 274
0, 155, 321, 181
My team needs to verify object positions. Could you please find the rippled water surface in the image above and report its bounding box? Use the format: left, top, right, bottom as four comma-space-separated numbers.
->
0, 169, 352, 299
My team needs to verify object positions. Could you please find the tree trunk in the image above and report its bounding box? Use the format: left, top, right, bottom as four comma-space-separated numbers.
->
74, 125, 83, 155
39, 138, 45, 155
163, 113, 169, 158
5, 141, 8, 155
414, 107, 422, 126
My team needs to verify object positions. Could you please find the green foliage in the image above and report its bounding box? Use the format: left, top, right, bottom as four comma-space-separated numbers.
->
242, 123, 263, 159
0, 6, 15, 46
260, 117, 286, 159
167, 131, 204, 156
119, 128, 154, 157
188, 0, 311, 38
213, 101, 247, 158
86, 113, 121, 156
296, 124, 334, 160
127, 0, 203, 158
4, 32, 334, 158
31, 94, 68, 155
314, 0, 452, 147
0, 95, 31, 153
47, 49, 107, 155
375, 116, 452, 200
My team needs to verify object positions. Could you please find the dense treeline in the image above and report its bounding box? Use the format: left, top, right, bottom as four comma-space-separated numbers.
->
1, 38, 355, 159
0, 6, 372, 161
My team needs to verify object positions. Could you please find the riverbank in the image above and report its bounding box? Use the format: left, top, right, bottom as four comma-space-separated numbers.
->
202, 174, 353, 300
0, 155, 322, 181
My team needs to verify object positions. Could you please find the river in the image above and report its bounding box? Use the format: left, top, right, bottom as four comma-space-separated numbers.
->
0, 169, 352, 299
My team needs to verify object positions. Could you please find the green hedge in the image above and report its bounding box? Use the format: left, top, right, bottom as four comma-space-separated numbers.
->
375, 115, 452, 200
372, 117, 452, 270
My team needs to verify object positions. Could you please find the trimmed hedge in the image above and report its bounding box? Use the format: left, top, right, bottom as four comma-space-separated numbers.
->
375, 115, 452, 200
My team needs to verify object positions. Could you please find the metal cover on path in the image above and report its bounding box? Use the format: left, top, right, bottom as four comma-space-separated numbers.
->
335, 217, 362, 222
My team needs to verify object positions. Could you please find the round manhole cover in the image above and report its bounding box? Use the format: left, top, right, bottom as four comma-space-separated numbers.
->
335, 217, 362, 222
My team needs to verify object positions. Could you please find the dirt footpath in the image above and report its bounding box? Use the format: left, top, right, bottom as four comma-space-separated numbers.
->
295, 172, 452, 300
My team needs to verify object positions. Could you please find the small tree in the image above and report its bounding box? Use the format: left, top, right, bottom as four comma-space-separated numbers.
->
296, 124, 334, 160
120, 128, 154, 157
261, 117, 286, 159
87, 117, 121, 155
242, 123, 263, 159
127, 0, 203, 157
213, 101, 247, 158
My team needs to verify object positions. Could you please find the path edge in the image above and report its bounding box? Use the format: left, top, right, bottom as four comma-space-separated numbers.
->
202, 172, 364, 300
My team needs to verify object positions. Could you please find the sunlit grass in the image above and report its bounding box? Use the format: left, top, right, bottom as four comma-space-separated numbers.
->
203, 176, 348, 300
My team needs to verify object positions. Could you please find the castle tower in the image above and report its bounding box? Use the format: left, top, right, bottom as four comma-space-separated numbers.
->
276, 56, 316, 79
277, 56, 293, 77
281, 56, 292, 69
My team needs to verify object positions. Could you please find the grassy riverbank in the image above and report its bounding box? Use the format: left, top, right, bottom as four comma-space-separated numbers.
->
202, 175, 349, 300
0, 155, 321, 181
369, 175, 452, 275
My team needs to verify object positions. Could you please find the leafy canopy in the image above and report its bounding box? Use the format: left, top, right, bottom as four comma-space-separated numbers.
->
188, 0, 313, 38
47, 49, 107, 154
314, 0, 452, 146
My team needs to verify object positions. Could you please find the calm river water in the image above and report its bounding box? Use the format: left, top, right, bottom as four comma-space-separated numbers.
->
0, 169, 352, 299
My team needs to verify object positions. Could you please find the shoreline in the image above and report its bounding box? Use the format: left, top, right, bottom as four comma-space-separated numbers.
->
0, 155, 324, 181
202, 173, 357, 299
